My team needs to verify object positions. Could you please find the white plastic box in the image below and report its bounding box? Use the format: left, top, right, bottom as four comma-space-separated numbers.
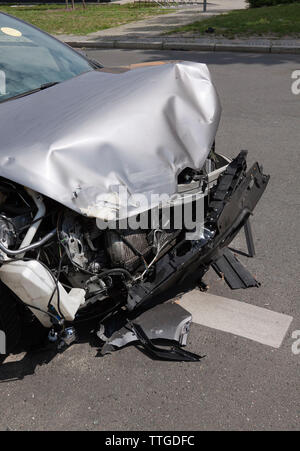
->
0, 260, 85, 327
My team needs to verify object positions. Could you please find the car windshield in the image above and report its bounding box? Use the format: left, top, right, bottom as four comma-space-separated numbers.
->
0, 13, 94, 103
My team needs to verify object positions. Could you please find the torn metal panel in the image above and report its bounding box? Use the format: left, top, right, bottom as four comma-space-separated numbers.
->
0, 62, 221, 221
129, 322, 204, 362
100, 302, 193, 355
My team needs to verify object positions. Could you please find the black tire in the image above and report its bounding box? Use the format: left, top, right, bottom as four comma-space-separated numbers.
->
0, 282, 21, 355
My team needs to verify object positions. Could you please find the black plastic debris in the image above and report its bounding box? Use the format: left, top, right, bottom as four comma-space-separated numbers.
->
99, 302, 204, 362
129, 321, 204, 362
212, 248, 260, 290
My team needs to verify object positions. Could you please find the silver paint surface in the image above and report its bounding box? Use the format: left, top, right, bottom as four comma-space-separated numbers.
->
0, 62, 221, 220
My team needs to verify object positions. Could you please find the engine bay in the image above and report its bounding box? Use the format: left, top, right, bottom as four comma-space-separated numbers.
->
0, 148, 269, 359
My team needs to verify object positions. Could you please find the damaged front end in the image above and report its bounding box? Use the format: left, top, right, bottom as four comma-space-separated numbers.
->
0, 148, 269, 360
94, 150, 269, 361
0, 61, 269, 361
124, 151, 269, 313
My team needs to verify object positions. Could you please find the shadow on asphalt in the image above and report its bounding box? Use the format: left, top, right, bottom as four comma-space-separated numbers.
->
0, 318, 101, 382
0, 349, 57, 383
0, 272, 204, 381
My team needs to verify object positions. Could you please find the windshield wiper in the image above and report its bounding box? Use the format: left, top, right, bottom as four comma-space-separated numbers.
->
0, 81, 60, 104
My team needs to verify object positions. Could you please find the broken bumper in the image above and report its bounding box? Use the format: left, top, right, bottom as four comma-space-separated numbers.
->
126, 151, 270, 311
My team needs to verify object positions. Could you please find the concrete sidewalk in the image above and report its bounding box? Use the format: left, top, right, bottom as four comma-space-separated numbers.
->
55, 0, 300, 55
64, 36, 300, 54
56, 1, 247, 42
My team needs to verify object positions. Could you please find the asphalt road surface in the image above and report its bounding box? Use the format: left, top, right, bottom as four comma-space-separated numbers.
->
0, 50, 299, 431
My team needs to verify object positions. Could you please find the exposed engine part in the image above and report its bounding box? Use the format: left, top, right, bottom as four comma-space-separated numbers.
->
60, 212, 89, 269
106, 229, 152, 272
0, 229, 56, 257
0, 187, 53, 260
64, 270, 90, 291
60, 211, 105, 271
178, 167, 202, 185
48, 326, 77, 351
57, 327, 77, 351
177, 165, 209, 195
84, 275, 111, 305
150, 229, 181, 254
19, 188, 45, 257
0, 216, 16, 249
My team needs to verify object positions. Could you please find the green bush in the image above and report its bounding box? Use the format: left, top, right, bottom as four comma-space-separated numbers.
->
247, 0, 299, 7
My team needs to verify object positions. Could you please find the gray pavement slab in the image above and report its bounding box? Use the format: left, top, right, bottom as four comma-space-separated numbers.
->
179, 292, 293, 349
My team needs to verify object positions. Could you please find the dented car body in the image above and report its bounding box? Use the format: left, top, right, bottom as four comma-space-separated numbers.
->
0, 13, 269, 360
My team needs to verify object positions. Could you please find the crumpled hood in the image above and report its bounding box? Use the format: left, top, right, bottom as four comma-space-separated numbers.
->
0, 61, 221, 220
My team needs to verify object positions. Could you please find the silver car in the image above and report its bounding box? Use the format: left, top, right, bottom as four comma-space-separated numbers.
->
0, 13, 269, 361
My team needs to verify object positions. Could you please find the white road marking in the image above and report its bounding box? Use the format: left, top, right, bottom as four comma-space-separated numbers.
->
179, 291, 293, 348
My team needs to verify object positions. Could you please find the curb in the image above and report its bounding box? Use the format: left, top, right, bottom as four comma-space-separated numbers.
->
65, 39, 300, 55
